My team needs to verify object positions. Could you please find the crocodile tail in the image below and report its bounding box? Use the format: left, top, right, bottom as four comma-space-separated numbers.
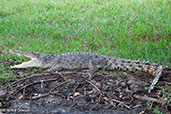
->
123, 60, 162, 77
108, 58, 162, 76
107, 58, 163, 93
125, 61, 163, 93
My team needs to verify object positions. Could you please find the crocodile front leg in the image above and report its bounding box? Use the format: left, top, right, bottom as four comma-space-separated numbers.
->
83, 61, 98, 73
47, 65, 63, 72
83, 61, 99, 80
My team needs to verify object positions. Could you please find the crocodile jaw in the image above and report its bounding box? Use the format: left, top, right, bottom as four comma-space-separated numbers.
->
10, 58, 43, 68
9, 49, 43, 68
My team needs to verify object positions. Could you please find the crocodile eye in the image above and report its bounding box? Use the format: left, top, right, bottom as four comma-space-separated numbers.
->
30, 51, 39, 56
30, 51, 35, 54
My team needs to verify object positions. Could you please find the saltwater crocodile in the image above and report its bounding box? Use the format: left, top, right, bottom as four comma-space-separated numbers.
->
9, 49, 163, 93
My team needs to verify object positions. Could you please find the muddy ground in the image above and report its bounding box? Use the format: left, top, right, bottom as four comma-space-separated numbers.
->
0, 62, 171, 114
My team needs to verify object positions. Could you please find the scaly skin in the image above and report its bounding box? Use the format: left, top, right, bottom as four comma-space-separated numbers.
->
9, 49, 163, 93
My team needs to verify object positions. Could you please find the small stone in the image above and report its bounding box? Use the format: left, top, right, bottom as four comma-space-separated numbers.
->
95, 82, 101, 87
127, 79, 134, 85
121, 82, 126, 87
139, 111, 145, 114
119, 94, 123, 98
115, 88, 121, 92
73, 92, 80, 97
107, 82, 113, 86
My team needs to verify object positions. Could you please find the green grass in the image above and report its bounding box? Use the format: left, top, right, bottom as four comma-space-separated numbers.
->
0, 0, 170, 80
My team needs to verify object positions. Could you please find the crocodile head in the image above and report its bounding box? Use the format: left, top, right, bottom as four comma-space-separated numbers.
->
9, 49, 45, 68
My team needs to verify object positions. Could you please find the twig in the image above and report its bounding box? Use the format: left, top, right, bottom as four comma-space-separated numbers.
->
13, 78, 59, 95
133, 95, 171, 107
50, 91, 66, 98
31, 91, 66, 100
111, 99, 130, 109
86, 80, 102, 102
72, 83, 80, 93
86, 80, 101, 94
3, 72, 60, 89
31, 93, 50, 100
50, 81, 69, 92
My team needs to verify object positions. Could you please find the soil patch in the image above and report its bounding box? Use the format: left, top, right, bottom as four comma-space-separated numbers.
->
0, 67, 171, 114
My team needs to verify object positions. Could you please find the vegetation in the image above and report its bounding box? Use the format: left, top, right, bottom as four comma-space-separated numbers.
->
0, 0, 170, 82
